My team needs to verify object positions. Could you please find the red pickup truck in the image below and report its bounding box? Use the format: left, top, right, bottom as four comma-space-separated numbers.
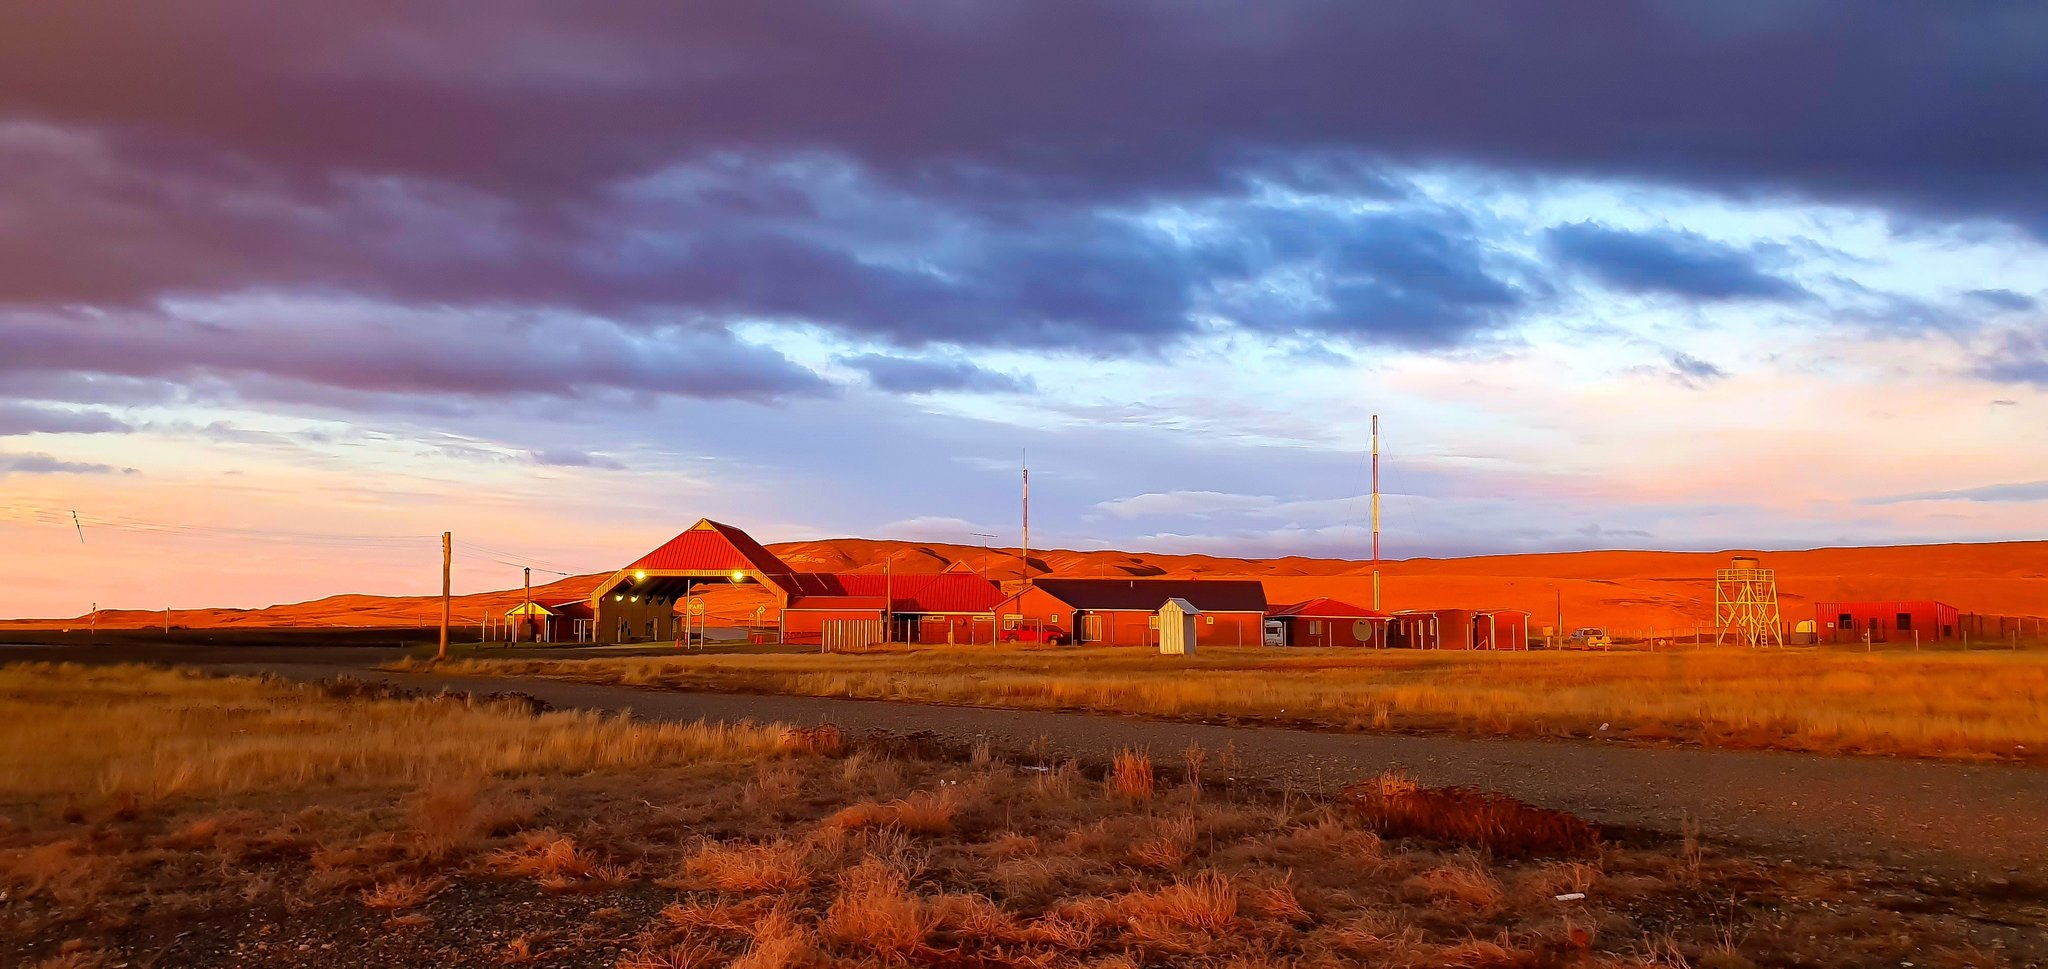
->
1002, 624, 1072, 646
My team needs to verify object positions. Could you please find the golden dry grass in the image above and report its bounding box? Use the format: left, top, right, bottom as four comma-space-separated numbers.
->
0, 663, 803, 803
406, 646, 2048, 760
1, 662, 2036, 968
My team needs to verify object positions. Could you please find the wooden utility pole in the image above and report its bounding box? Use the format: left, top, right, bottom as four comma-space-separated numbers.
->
522, 567, 532, 644
164, 606, 170, 634
438, 532, 451, 661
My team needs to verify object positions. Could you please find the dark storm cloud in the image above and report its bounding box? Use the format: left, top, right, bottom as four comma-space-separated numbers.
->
1548, 223, 1807, 301
5, 2, 2041, 223
0, 402, 131, 436
842, 354, 1035, 394
0, 0, 2042, 415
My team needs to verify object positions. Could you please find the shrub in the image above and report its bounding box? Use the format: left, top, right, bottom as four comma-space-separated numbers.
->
1343, 772, 1599, 857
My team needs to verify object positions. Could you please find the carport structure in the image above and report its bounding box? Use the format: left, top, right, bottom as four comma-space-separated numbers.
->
587, 519, 800, 643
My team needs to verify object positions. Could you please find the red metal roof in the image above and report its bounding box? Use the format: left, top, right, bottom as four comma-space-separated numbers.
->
1028, 578, 1267, 613
791, 571, 1004, 614
623, 519, 799, 593
785, 595, 887, 611
1269, 597, 1390, 619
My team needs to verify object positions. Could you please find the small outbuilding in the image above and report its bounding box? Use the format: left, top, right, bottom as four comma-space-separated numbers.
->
1815, 600, 1959, 644
1158, 598, 1200, 654
1266, 598, 1393, 647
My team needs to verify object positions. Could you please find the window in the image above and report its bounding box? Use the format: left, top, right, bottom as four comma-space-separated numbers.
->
1308, 620, 1323, 634
1838, 613, 1853, 627
1083, 615, 1103, 642
1002, 614, 1022, 631
1204, 615, 1214, 625
1148, 615, 1160, 629
1896, 612, 1913, 631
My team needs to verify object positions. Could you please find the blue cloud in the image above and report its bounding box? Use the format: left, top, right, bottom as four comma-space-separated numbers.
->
841, 354, 1034, 394
1866, 481, 2048, 504
1966, 289, 2038, 312
1547, 222, 1806, 301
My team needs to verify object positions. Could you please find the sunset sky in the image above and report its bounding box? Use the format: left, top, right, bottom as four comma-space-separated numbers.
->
2, 4, 2045, 617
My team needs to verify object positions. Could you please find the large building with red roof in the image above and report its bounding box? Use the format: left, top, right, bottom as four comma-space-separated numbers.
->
587, 519, 1005, 645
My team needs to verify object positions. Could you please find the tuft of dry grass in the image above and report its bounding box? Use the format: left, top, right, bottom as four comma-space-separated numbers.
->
1129, 814, 1197, 869
824, 788, 960, 835
1404, 858, 1506, 912
407, 646, 2048, 762
821, 857, 937, 960
361, 875, 446, 910
1118, 870, 1240, 934
486, 830, 626, 891
683, 839, 813, 893
0, 664, 805, 803
1110, 748, 1155, 801
745, 761, 804, 809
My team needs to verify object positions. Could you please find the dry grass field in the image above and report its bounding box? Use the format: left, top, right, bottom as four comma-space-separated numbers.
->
398, 646, 2048, 763
3, 662, 2037, 967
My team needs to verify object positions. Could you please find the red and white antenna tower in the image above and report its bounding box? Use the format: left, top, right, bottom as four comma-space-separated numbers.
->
1371, 415, 1381, 610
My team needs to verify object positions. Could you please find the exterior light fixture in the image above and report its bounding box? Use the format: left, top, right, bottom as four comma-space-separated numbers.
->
614, 594, 624, 602
630, 595, 639, 603
730, 570, 746, 582
634, 570, 647, 581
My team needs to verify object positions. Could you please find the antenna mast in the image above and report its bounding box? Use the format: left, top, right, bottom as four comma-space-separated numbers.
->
1371, 415, 1381, 610
1021, 452, 1031, 587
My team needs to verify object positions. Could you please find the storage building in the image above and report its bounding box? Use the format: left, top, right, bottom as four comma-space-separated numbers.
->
996, 578, 1267, 647
1814, 600, 1960, 645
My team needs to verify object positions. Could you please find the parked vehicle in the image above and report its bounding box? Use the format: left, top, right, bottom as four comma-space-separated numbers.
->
1568, 626, 1612, 649
1003, 624, 1071, 646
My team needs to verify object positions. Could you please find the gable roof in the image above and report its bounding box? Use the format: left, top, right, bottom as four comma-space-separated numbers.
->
1270, 597, 1391, 619
1029, 578, 1267, 613
621, 518, 799, 593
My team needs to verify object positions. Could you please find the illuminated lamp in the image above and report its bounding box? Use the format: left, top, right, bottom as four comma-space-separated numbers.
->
613, 595, 624, 602
634, 570, 647, 581
731, 571, 746, 582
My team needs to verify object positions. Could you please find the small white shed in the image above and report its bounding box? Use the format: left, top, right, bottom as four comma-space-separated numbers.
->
1158, 597, 1200, 655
